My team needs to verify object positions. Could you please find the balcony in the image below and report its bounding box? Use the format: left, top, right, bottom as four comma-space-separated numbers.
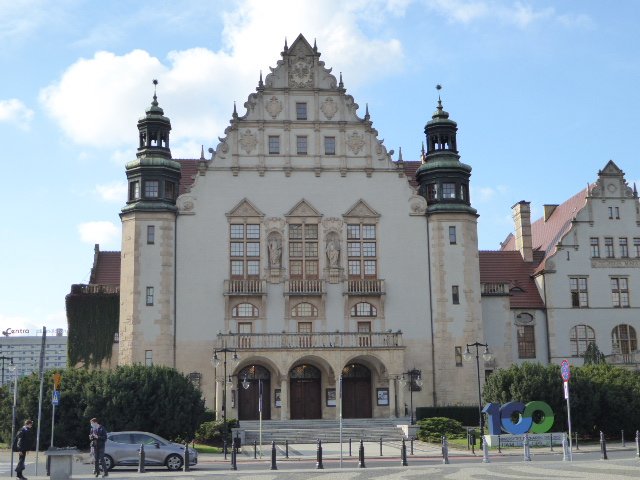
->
481, 282, 510, 296
216, 331, 402, 350
285, 279, 325, 295
70, 284, 120, 294
224, 279, 267, 296
605, 352, 640, 368
346, 279, 385, 296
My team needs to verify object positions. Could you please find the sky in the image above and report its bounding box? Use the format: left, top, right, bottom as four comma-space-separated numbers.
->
1, 0, 639, 335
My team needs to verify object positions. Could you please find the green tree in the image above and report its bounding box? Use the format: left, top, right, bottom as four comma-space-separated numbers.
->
583, 343, 606, 365
0, 365, 205, 449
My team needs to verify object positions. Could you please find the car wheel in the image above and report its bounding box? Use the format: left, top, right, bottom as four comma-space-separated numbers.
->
166, 453, 183, 471
103, 454, 114, 471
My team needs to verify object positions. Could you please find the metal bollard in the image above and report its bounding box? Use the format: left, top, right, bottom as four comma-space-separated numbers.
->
316, 439, 324, 469
482, 435, 490, 463
223, 439, 227, 460
636, 430, 640, 458
270, 441, 278, 470
562, 433, 568, 461
401, 438, 408, 466
622, 430, 625, 447
230, 445, 237, 471
575, 431, 579, 450
184, 441, 190, 472
523, 433, 531, 462
380, 436, 383, 456
498, 435, 502, 454
358, 439, 366, 468
550, 433, 554, 452
349, 437, 352, 457
410, 436, 414, 455
138, 443, 146, 473
285, 439, 289, 459
253, 440, 257, 459
600, 431, 608, 460
442, 435, 449, 464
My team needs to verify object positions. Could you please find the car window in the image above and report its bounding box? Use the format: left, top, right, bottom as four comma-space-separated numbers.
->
109, 434, 132, 444
132, 433, 160, 445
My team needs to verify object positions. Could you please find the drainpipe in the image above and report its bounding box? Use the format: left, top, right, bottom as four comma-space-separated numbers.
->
173, 214, 178, 369
426, 216, 437, 406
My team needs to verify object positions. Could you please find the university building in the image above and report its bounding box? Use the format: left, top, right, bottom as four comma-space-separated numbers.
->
69, 34, 640, 422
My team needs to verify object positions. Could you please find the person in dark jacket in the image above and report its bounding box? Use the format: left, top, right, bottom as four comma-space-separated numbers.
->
14, 419, 34, 480
89, 417, 108, 477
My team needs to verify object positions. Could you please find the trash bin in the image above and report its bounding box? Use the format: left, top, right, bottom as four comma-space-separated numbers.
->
233, 436, 242, 451
45, 447, 80, 480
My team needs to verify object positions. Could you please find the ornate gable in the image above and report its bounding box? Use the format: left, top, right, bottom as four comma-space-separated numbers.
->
285, 199, 322, 218
226, 198, 265, 219
343, 199, 380, 219
590, 160, 635, 198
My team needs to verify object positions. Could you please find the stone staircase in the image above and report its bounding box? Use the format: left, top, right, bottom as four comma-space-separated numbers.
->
236, 418, 409, 444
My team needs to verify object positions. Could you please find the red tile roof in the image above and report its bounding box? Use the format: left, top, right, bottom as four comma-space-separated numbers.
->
479, 250, 545, 308
90, 247, 121, 285
176, 159, 199, 195
501, 187, 589, 273
403, 161, 421, 189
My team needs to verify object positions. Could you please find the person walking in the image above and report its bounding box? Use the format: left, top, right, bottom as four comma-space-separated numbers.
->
89, 418, 108, 477
14, 419, 34, 480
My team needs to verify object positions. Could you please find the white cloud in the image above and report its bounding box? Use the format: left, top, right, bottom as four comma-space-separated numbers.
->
0, 313, 40, 336
0, 99, 34, 129
95, 182, 127, 202
39, 0, 405, 153
473, 184, 508, 202
77, 221, 120, 247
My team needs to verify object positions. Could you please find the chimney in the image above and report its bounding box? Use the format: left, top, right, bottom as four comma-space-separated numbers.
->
512, 201, 533, 262
543, 204, 558, 222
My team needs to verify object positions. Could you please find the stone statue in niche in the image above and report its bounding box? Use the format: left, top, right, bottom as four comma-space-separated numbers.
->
326, 238, 340, 268
268, 236, 282, 268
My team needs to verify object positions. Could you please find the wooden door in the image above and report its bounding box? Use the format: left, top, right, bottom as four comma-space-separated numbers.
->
289, 364, 322, 419
341, 363, 372, 419
238, 366, 271, 420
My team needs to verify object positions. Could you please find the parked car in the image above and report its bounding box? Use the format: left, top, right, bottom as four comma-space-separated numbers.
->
103, 431, 197, 471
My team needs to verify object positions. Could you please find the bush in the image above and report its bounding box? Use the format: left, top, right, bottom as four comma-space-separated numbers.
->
416, 406, 478, 426
416, 417, 465, 442
195, 419, 238, 446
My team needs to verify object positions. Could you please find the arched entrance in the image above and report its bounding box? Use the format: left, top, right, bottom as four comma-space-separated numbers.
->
342, 363, 372, 418
238, 365, 271, 420
289, 364, 322, 419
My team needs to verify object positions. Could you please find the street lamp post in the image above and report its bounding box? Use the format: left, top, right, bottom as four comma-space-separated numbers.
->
0, 355, 12, 386
9, 361, 18, 477
400, 369, 423, 425
212, 347, 239, 459
463, 342, 492, 446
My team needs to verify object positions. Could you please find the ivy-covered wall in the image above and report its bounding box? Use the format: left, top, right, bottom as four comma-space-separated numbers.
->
66, 285, 119, 367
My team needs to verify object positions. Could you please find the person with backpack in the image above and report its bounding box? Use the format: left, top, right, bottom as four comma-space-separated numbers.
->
89, 418, 108, 477
14, 419, 34, 480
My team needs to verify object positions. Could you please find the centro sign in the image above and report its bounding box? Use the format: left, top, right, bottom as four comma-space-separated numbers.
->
482, 401, 555, 435
2, 327, 30, 337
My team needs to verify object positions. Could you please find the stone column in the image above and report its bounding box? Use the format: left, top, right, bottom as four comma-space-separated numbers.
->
397, 379, 406, 419
280, 377, 289, 420
388, 377, 396, 418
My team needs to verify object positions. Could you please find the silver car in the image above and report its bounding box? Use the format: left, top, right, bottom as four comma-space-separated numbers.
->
103, 431, 198, 471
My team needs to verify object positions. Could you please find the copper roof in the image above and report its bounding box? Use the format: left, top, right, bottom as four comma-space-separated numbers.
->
479, 250, 545, 308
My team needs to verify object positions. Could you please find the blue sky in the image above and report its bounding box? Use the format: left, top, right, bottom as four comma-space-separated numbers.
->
1, 0, 639, 334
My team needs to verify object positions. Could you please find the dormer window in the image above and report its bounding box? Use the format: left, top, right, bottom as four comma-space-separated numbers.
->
442, 183, 456, 199
165, 181, 175, 200
144, 180, 159, 198
129, 181, 140, 201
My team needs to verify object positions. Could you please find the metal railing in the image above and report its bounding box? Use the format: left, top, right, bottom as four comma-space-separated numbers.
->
606, 352, 640, 365
481, 283, 510, 295
217, 331, 402, 350
70, 284, 120, 294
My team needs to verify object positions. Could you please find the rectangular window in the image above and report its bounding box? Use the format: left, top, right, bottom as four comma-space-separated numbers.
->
611, 277, 630, 308
229, 224, 260, 278
145, 350, 153, 366
147, 225, 155, 245
452, 285, 460, 304
570, 277, 589, 308
449, 226, 457, 245
324, 136, 336, 155
635, 238, 640, 257
129, 181, 140, 200
347, 224, 377, 278
517, 325, 536, 359
146, 287, 154, 306
590, 237, 599, 258
268, 135, 280, 154
442, 183, 456, 199
427, 184, 437, 201
605, 237, 614, 258
296, 102, 307, 120
455, 346, 463, 366
608, 206, 613, 219
165, 181, 175, 200
296, 135, 307, 155
357, 321, 371, 347
144, 180, 159, 198
620, 238, 628, 257
288, 223, 318, 279
615, 207, 620, 219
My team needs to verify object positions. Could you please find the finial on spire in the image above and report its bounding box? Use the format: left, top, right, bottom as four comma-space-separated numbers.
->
421, 142, 426, 163
233, 101, 238, 119
152, 79, 159, 105
634, 182, 638, 197
398, 146, 403, 162
258, 70, 264, 88
365, 103, 370, 121
200, 145, 205, 160
284, 37, 288, 52
313, 38, 317, 52
339, 72, 344, 89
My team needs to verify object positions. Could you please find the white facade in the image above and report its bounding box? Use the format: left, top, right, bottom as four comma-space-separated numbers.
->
0, 333, 67, 386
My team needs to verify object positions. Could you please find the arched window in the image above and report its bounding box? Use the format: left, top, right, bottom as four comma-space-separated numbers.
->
570, 325, 595, 357
612, 324, 637, 355
232, 303, 258, 318
292, 302, 317, 317
351, 302, 377, 317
